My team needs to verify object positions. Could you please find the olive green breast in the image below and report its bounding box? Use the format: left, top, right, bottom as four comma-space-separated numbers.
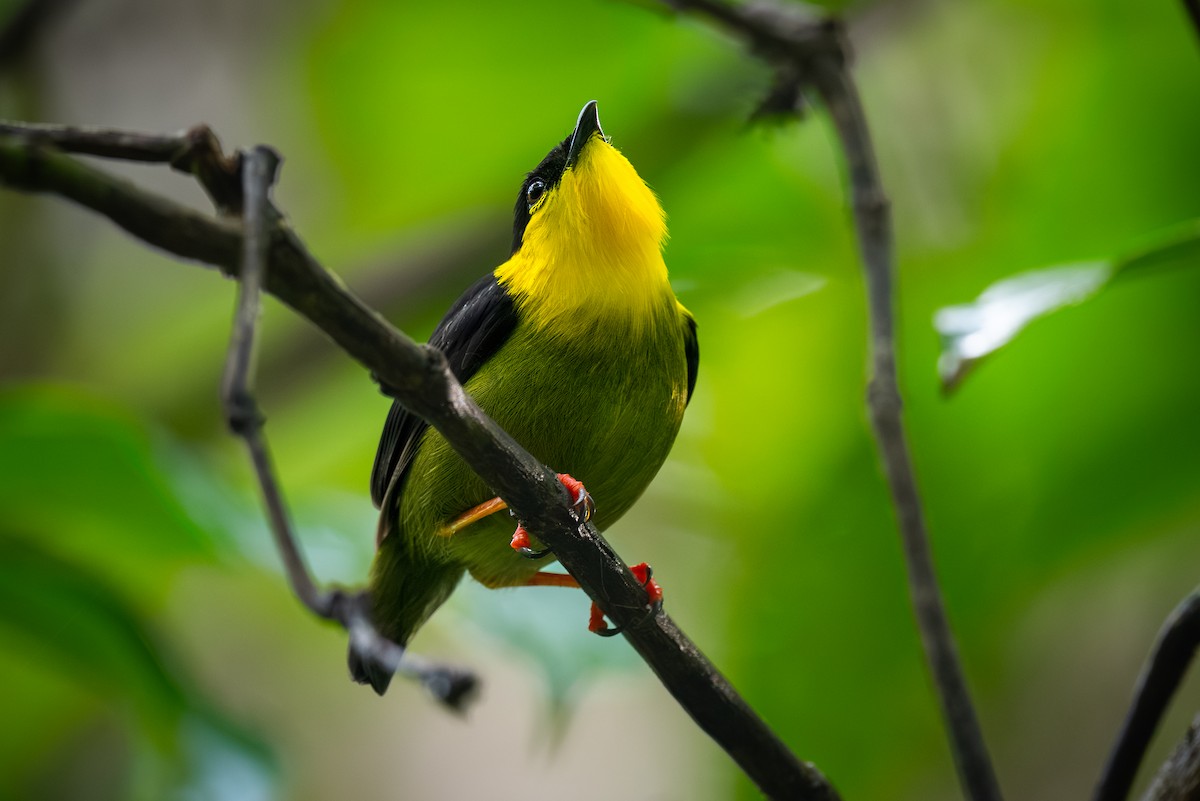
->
396, 294, 689, 588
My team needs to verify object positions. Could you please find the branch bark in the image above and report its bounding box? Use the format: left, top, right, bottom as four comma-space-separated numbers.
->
0, 126, 839, 800
1139, 714, 1200, 801
647, 3, 1003, 800
1097, 589, 1200, 801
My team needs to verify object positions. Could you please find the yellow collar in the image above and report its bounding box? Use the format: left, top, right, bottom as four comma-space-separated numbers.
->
496, 137, 672, 336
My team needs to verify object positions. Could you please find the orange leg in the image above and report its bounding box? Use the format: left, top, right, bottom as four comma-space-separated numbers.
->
435, 496, 508, 538
439, 473, 592, 545
524, 572, 580, 588
523, 563, 663, 635
522, 570, 607, 631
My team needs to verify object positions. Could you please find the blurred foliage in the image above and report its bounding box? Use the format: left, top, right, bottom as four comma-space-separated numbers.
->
936, 220, 1200, 391
0, 388, 276, 800
1, 0, 1199, 800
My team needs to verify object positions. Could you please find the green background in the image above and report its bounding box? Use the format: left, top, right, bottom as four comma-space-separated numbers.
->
1, 0, 1198, 799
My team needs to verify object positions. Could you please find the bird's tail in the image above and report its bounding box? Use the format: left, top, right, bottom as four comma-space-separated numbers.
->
348, 633, 399, 696
347, 558, 465, 696
345, 587, 405, 695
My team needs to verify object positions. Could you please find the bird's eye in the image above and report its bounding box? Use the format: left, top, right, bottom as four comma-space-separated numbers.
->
526, 180, 546, 208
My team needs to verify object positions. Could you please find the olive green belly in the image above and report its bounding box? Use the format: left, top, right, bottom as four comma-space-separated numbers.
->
397, 318, 687, 587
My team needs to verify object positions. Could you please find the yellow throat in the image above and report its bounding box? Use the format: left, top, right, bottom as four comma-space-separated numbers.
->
496, 107, 671, 336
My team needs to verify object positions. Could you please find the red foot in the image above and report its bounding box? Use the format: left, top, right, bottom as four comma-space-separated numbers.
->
588, 562, 664, 635
588, 602, 608, 633
557, 473, 585, 501
630, 562, 663, 605
508, 474, 592, 553
509, 525, 531, 551
556, 473, 594, 522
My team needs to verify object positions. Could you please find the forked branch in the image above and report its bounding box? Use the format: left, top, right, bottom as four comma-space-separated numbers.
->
0, 124, 838, 800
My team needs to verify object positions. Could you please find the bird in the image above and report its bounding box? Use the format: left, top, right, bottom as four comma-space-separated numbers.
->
350, 101, 698, 695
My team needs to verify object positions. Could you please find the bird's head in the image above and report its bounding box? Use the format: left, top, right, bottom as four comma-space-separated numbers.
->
507, 101, 667, 278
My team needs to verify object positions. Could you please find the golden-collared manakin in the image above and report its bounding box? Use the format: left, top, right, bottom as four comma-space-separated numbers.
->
350, 101, 698, 695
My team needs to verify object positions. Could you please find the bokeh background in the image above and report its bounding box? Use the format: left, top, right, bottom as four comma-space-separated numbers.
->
2, 0, 1199, 799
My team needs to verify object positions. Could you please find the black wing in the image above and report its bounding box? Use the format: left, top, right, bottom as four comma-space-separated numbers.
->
369, 273, 518, 507
683, 311, 699, 405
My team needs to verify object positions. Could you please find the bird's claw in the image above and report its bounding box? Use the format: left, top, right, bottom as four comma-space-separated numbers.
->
509, 525, 552, 559
589, 562, 663, 637
508, 473, 593, 560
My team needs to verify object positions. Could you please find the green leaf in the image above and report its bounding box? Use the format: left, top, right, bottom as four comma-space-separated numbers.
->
0, 535, 279, 800
0, 385, 217, 592
935, 220, 1200, 392
0, 386, 282, 799
0, 536, 186, 726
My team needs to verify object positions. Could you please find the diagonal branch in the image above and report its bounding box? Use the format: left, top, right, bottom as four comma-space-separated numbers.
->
0, 126, 840, 801
1096, 588, 1200, 801
647, 3, 1003, 800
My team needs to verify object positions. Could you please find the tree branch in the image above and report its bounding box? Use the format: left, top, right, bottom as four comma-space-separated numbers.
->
0, 120, 244, 210
1139, 714, 1200, 801
817, 50, 1005, 801
0, 125, 839, 800
1097, 588, 1200, 801
219, 146, 479, 708
646, 3, 1003, 800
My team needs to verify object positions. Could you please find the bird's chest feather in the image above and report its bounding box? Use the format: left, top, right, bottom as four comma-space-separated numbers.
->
411, 306, 687, 586
474, 315, 687, 500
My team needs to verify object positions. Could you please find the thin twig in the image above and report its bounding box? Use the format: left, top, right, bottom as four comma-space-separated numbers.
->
0, 121, 243, 211
0, 126, 839, 799
814, 50, 1005, 801
1096, 588, 1200, 801
217, 144, 478, 710
221, 145, 315, 605
0, 121, 196, 162
648, 3, 1003, 800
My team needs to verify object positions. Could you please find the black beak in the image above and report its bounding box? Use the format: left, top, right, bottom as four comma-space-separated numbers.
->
565, 100, 603, 168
